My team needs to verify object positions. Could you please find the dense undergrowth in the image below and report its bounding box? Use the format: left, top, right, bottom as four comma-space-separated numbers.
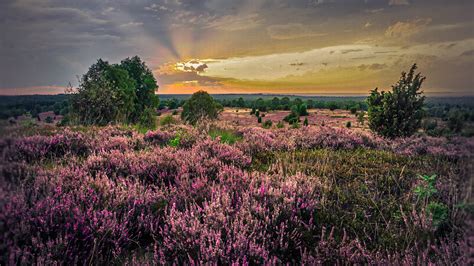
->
0, 125, 472, 264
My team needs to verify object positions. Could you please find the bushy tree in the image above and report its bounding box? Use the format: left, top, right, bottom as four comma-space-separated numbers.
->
367, 64, 425, 138
284, 105, 300, 125
181, 91, 223, 125
71, 59, 136, 125
70, 56, 158, 126
120, 56, 159, 123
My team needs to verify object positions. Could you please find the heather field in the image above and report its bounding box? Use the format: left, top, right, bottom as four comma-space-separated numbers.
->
1, 123, 473, 264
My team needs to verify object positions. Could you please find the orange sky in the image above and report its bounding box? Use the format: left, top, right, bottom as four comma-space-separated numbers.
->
1, 0, 473, 95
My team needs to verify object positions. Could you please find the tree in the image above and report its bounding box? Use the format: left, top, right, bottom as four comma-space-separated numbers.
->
303, 117, 309, 126
120, 56, 159, 123
367, 64, 426, 138
284, 105, 300, 125
71, 59, 136, 126
181, 91, 223, 125
70, 56, 158, 126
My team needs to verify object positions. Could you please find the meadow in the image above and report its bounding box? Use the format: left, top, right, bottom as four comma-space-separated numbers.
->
1, 117, 472, 264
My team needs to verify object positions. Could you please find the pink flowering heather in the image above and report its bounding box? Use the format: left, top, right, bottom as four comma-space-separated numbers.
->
0, 125, 471, 264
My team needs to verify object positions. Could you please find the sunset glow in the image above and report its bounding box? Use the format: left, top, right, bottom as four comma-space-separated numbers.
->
1, 0, 473, 95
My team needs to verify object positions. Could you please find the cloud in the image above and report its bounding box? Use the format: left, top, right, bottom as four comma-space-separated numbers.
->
358, 63, 387, 71
460, 49, 474, 57
385, 18, 432, 38
389, 0, 409, 5
267, 23, 327, 40
205, 13, 263, 31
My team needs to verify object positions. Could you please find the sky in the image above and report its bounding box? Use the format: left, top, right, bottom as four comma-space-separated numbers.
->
0, 0, 473, 95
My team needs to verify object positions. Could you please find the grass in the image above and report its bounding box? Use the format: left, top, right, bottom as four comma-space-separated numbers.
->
252, 148, 470, 251
209, 128, 243, 144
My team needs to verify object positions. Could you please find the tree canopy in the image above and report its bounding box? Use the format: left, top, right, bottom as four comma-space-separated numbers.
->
367, 64, 425, 138
70, 56, 158, 126
181, 91, 223, 125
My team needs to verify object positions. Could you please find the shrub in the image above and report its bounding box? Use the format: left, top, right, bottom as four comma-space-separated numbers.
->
277, 121, 284, 128
303, 117, 309, 126
160, 114, 176, 127
262, 119, 272, 129
422, 119, 438, 131
138, 107, 157, 130
284, 105, 300, 125
346, 121, 351, 128
209, 128, 242, 144
350, 106, 358, 114
357, 111, 365, 125
181, 91, 223, 125
257, 116, 262, 123
447, 109, 464, 133
367, 64, 425, 138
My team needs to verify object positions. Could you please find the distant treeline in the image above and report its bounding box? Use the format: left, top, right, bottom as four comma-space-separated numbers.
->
161, 96, 368, 112
1, 94, 474, 124
0, 95, 70, 119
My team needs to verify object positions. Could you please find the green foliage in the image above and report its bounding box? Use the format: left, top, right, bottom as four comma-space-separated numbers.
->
250, 107, 256, 115
284, 105, 301, 125
427, 202, 449, 228
137, 107, 156, 130
209, 128, 242, 144
181, 91, 223, 125
120, 56, 159, 123
45, 116, 54, 124
303, 117, 309, 126
447, 109, 464, 133
160, 114, 176, 127
255, 110, 260, 117
277, 121, 284, 128
367, 64, 426, 138
357, 111, 365, 125
422, 119, 438, 131
291, 121, 300, 129
262, 119, 272, 129
414, 174, 438, 198
350, 106, 358, 114
257, 116, 262, 123
328, 102, 338, 111
70, 56, 158, 126
172, 110, 179, 116
413, 174, 449, 229
169, 135, 181, 147
346, 121, 351, 128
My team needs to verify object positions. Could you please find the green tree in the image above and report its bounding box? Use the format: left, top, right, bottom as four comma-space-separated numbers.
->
71, 59, 136, 125
181, 91, 223, 125
367, 64, 426, 138
303, 117, 309, 126
120, 56, 159, 123
70, 56, 158, 126
284, 105, 300, 125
